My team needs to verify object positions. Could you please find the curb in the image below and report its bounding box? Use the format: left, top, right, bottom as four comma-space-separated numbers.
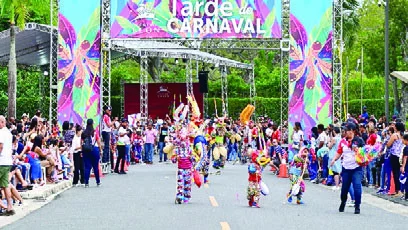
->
20, 180, 72, 200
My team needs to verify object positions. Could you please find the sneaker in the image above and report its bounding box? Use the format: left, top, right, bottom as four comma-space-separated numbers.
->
287, 193, 292, 203
297, 199, 304, 205
159, 160, 163, 163
376, 188, 384, 194
97, 183, 101, 187
5, 210, 16, 216
354, 205, 360, 214
346, 200, 355, 207
252, 202, 260, 208
339, 202, 346, 212
310, 179, 317, 183
332, 186, 340, 191
85, 184, 89, 188
119, 171, 127, 174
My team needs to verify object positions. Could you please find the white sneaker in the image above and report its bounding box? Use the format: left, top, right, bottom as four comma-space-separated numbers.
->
310, 179, 317, 183
332, 186, 340, 191
346, 201, 355, 207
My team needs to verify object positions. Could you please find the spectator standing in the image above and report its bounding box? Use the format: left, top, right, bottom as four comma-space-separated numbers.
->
115, 118, 129, 174
144, 123, 157, 164
71, 125, 84, 186
158, 122, 169, 162
401, 134, 408, 201
0, 115, 15, 216
81, 119, 102, 187
290, 122, 304, 162
386, 122, 404, 197
101, 106, 112, 165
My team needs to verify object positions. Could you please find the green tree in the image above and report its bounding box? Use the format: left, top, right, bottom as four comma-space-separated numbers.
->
0, 0, 48, 117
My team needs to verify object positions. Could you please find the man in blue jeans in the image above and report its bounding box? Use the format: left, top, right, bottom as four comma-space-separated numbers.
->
158, 122, 169, 162
144, 123, 157, 164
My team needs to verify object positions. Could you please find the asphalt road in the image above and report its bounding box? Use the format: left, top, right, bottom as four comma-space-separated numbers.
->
4, 157, 408, 230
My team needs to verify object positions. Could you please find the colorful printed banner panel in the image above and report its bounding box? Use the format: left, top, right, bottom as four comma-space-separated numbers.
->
288, 0, 333, 146
58, 0, 101, 128
110, 0, 282, 38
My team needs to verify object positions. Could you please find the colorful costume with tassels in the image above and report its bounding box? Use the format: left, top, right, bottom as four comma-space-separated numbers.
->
213, 122, 227, 169
287, 147, 309, 204
173, 138, 194, 204
247, 151, 270, 208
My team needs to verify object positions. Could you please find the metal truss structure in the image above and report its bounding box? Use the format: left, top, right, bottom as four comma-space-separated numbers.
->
36, 0, 342, 127
220, 65, 228, 117
140, 56, 149, 121
49, 0, 58, 123
333, 0, 344, 121
280, 0, 290, 127
101, 0, 112, 114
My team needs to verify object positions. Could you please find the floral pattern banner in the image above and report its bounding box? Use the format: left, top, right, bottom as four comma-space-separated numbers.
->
110, 0, 282, 38
58, 0, 101, 128
288, 0, 333, 144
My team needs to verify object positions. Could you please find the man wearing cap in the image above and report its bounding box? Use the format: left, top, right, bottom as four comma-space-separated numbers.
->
361, 106, 369, 125
102, 106, 112, 166
330, 122, 364, 214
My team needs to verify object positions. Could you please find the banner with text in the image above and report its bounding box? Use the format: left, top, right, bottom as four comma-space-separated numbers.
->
111, 0, 282, 38
288, 0, 333, 157
124, 83, 203, 119
58, 0, 101, 127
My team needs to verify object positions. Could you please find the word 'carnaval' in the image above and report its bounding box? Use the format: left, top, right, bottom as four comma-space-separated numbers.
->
167, 0, 265, 34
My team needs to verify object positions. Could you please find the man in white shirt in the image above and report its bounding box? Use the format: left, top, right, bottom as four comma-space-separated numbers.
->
0, 115, 14, 215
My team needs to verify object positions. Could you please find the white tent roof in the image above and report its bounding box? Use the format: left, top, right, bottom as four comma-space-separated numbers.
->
391, 71, 408, 83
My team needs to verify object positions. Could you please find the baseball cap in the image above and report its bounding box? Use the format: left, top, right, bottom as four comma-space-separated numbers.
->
344, 122, 357, 131
103, 105, 112, 111
121, 118, 128, 123
22, 113, 28, 118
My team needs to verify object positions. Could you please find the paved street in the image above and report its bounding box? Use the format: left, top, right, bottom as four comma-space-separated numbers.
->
4, 157, 408, 230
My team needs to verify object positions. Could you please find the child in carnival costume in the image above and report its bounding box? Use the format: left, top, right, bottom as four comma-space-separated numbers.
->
287, 147, 309, 204
132, 129, 143, 163
247, 150, 270, 208
172, 127, 194, 204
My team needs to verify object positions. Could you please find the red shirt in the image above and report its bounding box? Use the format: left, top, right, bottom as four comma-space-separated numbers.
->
366, 133, 377, 146
272, 130, 281, 142
248, 163, 262, 182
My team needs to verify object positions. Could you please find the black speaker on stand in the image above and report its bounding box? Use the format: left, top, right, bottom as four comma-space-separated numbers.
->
198, 71, 209, 93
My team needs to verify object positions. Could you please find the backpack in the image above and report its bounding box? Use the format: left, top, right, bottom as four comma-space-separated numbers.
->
82, 135, 94, 152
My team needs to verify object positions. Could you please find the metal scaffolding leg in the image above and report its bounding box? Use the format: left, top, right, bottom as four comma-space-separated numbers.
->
281, 0, 290, 143
140, 56, 149, 123
101, 0, 111, 112
204, 93, 208, 118
49, 0, 58, 123
120, 79, 124, 116
333, 0, 343, 121
249, 68, 256, 119
186, 58, 193, 98
220, 66, 228, 117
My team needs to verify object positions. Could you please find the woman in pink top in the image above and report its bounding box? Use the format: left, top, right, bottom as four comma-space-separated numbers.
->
143, 124, 157, 164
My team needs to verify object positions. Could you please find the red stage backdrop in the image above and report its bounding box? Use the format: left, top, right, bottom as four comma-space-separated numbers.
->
124, 83, 203, 119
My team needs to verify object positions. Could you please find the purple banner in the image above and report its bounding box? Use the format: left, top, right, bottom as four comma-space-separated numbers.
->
58, 0, 101, 127
288, 0, 333, 157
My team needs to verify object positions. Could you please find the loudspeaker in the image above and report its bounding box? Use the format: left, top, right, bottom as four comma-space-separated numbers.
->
198, 71, 209, 93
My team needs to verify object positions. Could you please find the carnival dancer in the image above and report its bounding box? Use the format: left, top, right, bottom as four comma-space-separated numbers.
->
287, 147, 309, 205
172, 129, 194, 204
239, 104, 255, 164
213, 120, 227, 169
247, 150, 270, 208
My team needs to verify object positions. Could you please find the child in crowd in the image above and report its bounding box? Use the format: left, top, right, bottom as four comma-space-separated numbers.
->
287, 147, 309, 204
247, 151, 270, 208
132, 129, 143, 163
